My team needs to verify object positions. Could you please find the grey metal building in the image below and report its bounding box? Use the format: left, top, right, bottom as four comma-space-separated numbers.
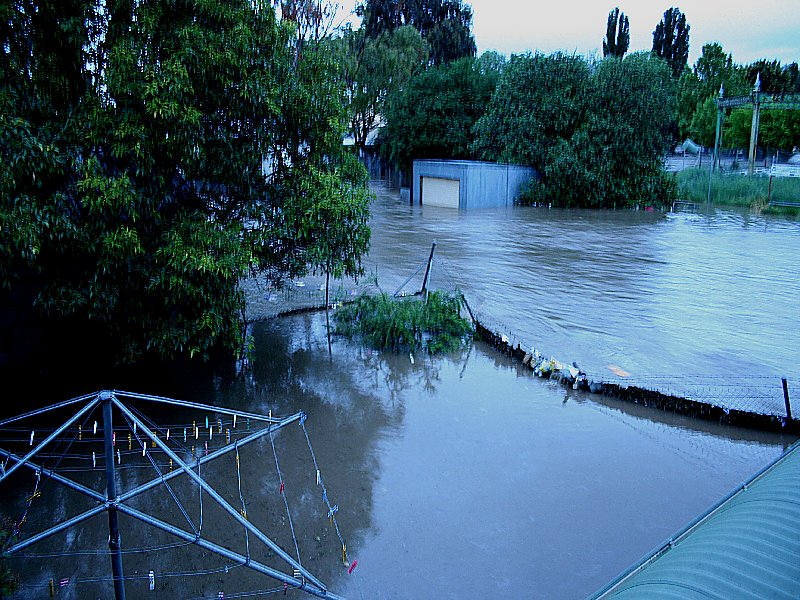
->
411, 159, 537, 209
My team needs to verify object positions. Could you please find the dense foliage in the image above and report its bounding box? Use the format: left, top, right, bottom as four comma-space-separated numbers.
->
381, 56, 500, 171
357, 0, 476, 65
334, 291, 473, 353
0, 0, 371, 366
676, 42, 800, 150
652, 7, 690, 77
473, 52, 677, 208
603, 8, 629, 58
333, 25, 428, 152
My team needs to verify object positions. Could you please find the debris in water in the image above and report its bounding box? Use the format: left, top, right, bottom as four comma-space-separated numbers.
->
607, 365, 631, 377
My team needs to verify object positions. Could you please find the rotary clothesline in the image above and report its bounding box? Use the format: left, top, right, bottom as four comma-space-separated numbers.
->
0, 391, 352, 600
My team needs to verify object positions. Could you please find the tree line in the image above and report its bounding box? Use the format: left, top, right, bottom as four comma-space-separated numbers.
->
341, 4, 799, 208
2, 0, 798, 371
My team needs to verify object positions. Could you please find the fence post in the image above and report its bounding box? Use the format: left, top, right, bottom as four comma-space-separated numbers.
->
421, 241, 436, 297
782, 378, 792, 421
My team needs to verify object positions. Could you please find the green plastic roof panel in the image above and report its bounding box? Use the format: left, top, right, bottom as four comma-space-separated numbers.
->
592, 440, 800, 600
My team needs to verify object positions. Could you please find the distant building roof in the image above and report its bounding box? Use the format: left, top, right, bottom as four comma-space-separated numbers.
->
592, 439, 800, 599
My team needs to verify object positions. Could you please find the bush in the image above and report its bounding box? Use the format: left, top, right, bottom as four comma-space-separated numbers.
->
334, 291, 473, 353
517, 178, 547, 206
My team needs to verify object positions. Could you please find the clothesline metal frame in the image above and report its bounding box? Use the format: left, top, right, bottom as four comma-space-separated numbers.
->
0, 390, 344, 600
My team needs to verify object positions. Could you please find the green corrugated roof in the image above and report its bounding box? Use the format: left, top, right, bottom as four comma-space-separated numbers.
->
592, 439, 800, 599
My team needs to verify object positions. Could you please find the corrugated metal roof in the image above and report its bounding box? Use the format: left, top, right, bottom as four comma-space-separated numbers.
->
591, 439, 800, 599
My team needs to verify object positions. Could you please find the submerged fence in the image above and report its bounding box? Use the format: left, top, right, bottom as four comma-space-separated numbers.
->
240, 248, 797, 433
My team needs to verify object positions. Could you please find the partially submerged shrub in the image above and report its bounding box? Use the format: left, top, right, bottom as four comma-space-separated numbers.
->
334, 291, 473, 353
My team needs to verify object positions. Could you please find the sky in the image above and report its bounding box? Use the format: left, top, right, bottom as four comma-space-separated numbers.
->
336, 0, 800, 67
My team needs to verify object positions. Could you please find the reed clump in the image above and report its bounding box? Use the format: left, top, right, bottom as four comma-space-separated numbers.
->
675, 168, 800, 212
334, 291, 473, 354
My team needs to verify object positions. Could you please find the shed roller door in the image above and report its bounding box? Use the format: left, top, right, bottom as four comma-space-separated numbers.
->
421, 177, 459, 208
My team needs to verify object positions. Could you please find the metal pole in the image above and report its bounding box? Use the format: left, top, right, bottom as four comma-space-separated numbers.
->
0, 450, 105, 501
782, 378, 792, 421
113, 391, 280, 423
117, 411, 301, 504
767, 175, 774, 206
421, 241, 436, 295
708, 86, 724, 207
102, 392, 126, 600
712, 96, 723, 173
0, 392, 97, 427
0, 397, 100, 482
117, 505, 345, 600
748, 74, 761, 175
113, 399, 328, 593
5, 505, 107, 555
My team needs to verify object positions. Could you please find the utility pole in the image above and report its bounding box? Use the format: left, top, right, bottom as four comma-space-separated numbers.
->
748, 73, 762, 175
101, 391, 127, 600
708, 84, 725, 206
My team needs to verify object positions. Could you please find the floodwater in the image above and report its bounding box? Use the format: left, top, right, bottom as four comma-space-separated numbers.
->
3, 313, 795, 599
3, 182, 800, 598
365, 181, 800, 381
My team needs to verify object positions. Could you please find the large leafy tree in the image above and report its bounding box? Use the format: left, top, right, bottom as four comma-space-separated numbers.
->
676, 42, 747, 142
381, 56, 499, 171
745, 59, 800, 94
358, 0, 476, 65
603, 7, 630, 58
0, 0, 370, 366
574, 53, 677, 208
472, 53, 589, 168
333, 25, 428, 153
652, 7, 690, 77
473, 52, 676, 208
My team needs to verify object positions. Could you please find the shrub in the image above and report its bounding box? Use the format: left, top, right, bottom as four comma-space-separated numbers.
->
334, 291, 473, 353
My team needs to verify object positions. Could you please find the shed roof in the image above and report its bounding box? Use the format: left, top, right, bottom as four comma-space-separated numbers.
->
592, 439, 800, 599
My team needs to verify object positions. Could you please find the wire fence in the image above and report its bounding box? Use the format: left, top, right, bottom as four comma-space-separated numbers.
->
240, 249, 797, 423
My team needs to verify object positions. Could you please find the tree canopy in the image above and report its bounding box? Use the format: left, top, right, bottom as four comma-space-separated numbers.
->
473, 52, 677, 208
603, 7, 630, 58
673, 42, 800, 150
381, 56, 500, 170
0, 0, 371, 366
333, 24, 428, 152
472, 53, 589, 168
357, 0, 476, 65
652, 7, 690, 77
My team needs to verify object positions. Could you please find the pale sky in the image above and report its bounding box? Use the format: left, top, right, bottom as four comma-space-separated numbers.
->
336, 0, 800, 67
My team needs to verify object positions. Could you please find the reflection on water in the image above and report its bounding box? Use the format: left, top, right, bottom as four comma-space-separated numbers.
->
365, 182, 800, 380
5, 312, 793, 599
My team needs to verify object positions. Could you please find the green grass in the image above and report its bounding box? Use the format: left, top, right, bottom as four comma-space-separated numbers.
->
675, 168, 800, 214
334, 291, 473, 354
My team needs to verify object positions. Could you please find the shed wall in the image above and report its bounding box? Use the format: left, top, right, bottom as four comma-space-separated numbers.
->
412, 160, 536, 209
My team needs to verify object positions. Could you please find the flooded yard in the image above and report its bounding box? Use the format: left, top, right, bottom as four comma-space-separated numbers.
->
4, 181, 799, 598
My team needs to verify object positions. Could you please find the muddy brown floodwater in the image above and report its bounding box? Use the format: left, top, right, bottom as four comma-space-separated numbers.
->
364, 181, 800, 380
3, 181, 799, 598
7, 313, 793, 599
